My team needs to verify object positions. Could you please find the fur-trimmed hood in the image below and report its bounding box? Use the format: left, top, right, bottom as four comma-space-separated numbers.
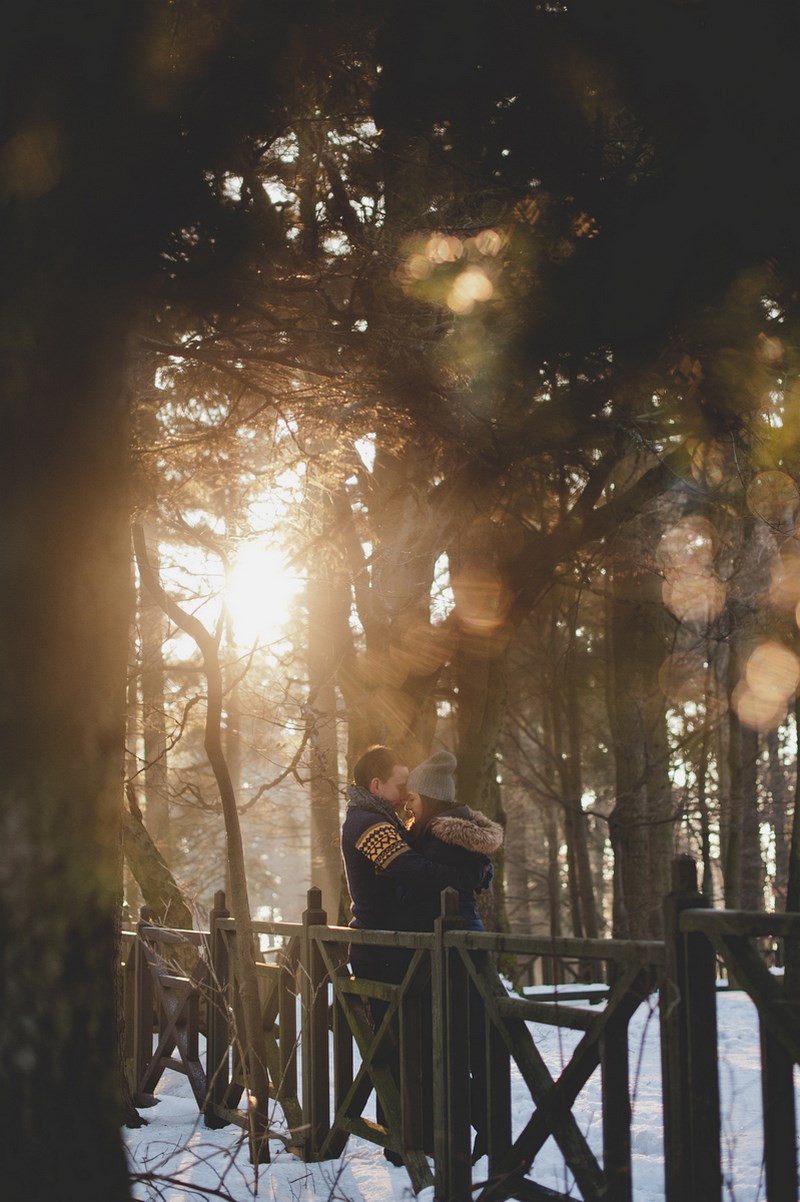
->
427, 807, 504, 855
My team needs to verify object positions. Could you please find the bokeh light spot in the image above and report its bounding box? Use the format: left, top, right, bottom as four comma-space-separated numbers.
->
426, 234, 463, 264
745, 640, 800, 704
406, 253, 433, 280
475, 229, 503, 257
658, 516, 717, 573
0, 122, 61, 198
757, 332, 784, 364
770, 548, 800, 610
746, 470, 799, 526
453, 570, 509, 633
732, 682, 785, 731
447, 267, 494, 314
662, 570, 726, 624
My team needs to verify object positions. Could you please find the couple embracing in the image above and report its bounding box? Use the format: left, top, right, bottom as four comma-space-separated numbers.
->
341, 744, 503, 982
340, 743, 503, 1161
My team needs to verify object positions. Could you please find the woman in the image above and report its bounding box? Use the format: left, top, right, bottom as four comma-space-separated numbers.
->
401, 749, 502, 931
401, 748, 502, 1163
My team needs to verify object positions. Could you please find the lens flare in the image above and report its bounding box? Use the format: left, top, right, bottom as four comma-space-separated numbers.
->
658, 516, 717, 573
732, 683, 785, 731
453, 570, 509, 633
745, 641, 800, 704
770, 549, 800, 609
406, 253, 433, 280
475, 229, 503, 257
662, 570, 726, 624
746, 470, 799, 526
757, 332, 784, 364
426, 234, 463, 264
447, 267, 494, 314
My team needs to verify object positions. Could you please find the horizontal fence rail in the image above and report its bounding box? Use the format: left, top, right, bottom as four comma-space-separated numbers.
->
122, 859, 800, 1202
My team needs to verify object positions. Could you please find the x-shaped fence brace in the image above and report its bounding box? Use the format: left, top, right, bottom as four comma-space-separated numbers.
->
464, 951, 654, 1202
206, 931, 304, 1137
135, 934, 209, 1109
315, 939, 435, 1193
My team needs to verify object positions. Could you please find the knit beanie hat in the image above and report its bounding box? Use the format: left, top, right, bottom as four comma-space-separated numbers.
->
407, 749, 457, 803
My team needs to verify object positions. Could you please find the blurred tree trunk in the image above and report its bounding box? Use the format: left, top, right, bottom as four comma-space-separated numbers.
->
696, 708, 715, 902
134, 526, 271, 1164
607, 545, 672, 939
306, 485, 346, 919
739, 723, 764, 910
122, 785, 193, 930
503, 790, 537, 934
785, 697, 800, 995
139, 522, 170, 849
717, 643, 733, 889
767, 725, 790, 909
724, 641, 745, 907
455, 642, 510, 932
337, 449, 441, 770
540, 699, 563, 947
556, 591, 600, 940
0, 198, 133, 1202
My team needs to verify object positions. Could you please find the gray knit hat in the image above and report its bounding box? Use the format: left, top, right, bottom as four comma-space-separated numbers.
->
407, 749, 457, 803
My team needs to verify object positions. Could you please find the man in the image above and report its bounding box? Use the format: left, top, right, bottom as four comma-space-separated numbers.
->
341, 744, 491, 1163
342, 743, 489, 988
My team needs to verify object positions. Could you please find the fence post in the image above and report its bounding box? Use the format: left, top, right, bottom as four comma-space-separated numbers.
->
278, 940, 299, 1105
660, 855, 721, 1202
132, 907, 155, 1106
204, 890, 230, 1128
301, 886, 330, 1159
432, 887, 471, 1202
760, 1015, 798, 1202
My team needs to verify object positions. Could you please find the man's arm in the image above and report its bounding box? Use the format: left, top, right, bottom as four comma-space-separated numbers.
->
355, 821, 488, 893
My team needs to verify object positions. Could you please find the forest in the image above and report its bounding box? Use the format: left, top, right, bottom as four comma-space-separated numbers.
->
3, 2, 800, 1199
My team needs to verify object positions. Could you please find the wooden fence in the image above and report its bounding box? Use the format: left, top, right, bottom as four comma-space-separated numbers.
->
122, 857, 800, 1202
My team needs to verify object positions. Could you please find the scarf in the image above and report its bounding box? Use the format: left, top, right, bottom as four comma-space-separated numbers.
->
346, 784, 400, 824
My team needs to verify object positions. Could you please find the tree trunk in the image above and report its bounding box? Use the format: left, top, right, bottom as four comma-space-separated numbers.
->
122, 787, 194, 930
767, 725, 790, 909
304, 471, 347, 918
561, 593, 600, 940
784, 697, 800, 996
607, 547, 672, 939
133, 527, 271, 1164
0, 248, 132, 1202
455, 642, 509, 932
739, 724, 764, 910
697, 706, 715, 902
724, 649, 744, 908
139, 523, 170, 849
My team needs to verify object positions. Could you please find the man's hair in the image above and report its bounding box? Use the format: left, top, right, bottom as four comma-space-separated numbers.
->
353, 744, 400, 789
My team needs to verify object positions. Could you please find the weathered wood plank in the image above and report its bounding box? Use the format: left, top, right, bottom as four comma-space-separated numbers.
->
447, 930, 665, 965
334, 977, 401, 1003
680, 909, 800, 938
495, 996, 595, 1030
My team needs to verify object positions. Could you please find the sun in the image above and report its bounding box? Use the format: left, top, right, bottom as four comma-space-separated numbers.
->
226, 542, 302, 647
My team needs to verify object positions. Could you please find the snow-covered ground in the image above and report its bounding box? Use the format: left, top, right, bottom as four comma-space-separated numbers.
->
125, 989, 789, 1201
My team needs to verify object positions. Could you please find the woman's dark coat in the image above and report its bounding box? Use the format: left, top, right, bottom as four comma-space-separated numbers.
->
402, 804, 503, 931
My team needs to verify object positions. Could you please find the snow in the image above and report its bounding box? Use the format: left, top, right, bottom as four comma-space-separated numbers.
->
125, 990, 790, 1201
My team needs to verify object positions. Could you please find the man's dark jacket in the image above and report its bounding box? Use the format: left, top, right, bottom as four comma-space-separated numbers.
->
341, 785, 487, 931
